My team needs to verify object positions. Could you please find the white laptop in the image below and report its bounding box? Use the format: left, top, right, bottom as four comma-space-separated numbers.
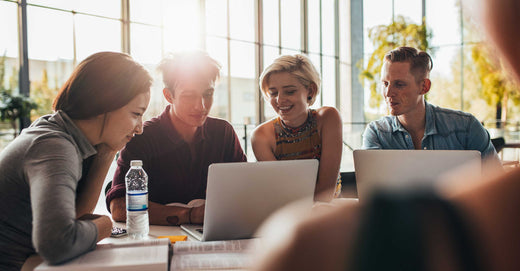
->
353, 150, 481, 200
181, 159, 319, 241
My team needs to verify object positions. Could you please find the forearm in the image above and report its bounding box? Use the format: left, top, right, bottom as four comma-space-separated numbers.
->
76, 151, 117, 217
110, 197, 192, 225
314, 173, 339, 202
148, 201, 191, 225
79, 213, 112, 242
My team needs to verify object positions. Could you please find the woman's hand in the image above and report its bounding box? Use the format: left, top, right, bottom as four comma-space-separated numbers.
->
94, 143, 118, 161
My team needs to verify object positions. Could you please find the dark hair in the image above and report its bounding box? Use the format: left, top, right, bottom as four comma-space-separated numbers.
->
384, 47, 433, 82
157, 51, 221, 96
53, 52, 152, 119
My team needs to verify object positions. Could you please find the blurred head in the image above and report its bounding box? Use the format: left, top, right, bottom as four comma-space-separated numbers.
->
53, 52, 152, 149
260, 54, 321, 106
53, 51, 152, 119
157, 51, 221, 128
381, 47, 432, 117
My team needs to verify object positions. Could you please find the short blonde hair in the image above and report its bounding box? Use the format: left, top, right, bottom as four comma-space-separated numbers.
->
157, 51, 221, 96
259, 54, 321, 105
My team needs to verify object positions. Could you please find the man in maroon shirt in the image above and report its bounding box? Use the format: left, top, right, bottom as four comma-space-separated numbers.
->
106, 51, 247, 226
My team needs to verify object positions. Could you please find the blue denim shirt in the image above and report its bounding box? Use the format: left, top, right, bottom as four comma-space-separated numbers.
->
362, 102, 498, 160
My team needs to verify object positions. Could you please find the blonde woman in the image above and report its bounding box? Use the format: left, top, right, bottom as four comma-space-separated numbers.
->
252, 54, 342, 202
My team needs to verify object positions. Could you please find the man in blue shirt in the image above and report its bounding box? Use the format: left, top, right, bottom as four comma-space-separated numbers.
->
362, 47, 498, 161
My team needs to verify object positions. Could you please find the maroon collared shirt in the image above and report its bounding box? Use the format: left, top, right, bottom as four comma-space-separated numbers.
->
106, 105, 247, 210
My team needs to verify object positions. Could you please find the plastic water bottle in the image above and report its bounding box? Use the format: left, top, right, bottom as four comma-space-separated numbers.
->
125, 160, 149, 239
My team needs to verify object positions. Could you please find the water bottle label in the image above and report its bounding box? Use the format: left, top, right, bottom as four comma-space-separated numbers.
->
127, 192, 148, 211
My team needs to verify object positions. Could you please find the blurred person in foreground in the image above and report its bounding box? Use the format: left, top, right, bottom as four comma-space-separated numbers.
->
252, 1, 520, 270
0, 52, 152, 270
106, 51, 247, 226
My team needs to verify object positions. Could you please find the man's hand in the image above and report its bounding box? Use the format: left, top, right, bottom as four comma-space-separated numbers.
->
190, 204, 205, 224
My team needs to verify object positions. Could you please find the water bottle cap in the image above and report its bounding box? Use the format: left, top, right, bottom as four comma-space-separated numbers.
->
130, 160, 143, 167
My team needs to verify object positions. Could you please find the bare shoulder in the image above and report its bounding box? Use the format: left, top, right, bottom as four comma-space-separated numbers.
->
251, 119, 276, 142
315, 106, 342, 128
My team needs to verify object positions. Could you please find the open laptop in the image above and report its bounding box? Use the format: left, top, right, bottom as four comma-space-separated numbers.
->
181, 159, 319, 241
353, 150, 481, 200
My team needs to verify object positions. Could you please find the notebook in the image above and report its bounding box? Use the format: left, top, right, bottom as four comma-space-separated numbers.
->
353, 150, 481, 200
181, 159, 319, 241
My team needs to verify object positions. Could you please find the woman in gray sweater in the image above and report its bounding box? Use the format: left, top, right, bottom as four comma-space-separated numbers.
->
0, 52, 152, 270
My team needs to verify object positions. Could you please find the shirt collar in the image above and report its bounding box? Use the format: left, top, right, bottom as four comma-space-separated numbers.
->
390, 101, 437, 135
424, 101, 438, 135
55, 111, 97, 159
158, 105, 207, 146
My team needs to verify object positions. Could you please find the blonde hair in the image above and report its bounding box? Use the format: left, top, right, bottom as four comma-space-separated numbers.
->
157, 51, 221, 96
259, 54, 321, 105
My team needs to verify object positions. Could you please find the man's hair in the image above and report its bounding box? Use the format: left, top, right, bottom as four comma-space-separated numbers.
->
53, 51, 152, 119
259, 54, 321, 106
157, 51, 221, 96
384, 47, 433, 82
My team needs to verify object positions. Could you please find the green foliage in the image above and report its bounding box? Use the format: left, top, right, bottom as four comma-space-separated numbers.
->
31, 69, 59, 120
0, 92, 38, 138
359, 16, 433, 111
471, 43, 520, 120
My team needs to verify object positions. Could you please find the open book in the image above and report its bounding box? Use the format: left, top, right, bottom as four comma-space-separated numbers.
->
171, 239, 259, 271
35, 238, 170, 271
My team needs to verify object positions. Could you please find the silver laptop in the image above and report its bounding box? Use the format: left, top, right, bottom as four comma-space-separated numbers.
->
181, 159, 319, 241
353, 150, 481, 200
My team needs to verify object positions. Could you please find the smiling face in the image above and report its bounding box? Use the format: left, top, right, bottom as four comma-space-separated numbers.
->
100, 91, 150, 150
266, 72, 312, 127
168, 78, 215, 130
381, 61, 428, 117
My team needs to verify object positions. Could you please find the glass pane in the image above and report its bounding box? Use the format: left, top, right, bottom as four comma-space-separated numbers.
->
27, 6, 74, 61
75, 15, 121, 61
206, 0, 227, 37
130, 23, 162, 65
230, 0, 254, 42
309, 53, 322, 107
130, 0, 163, 25
230, 41, 255, 79
322, 0, 335, 56
262, 0, 279, 46
461, 44, 494, 122
363, 0, 392, 55
263, 45, 280, 70
280, 0, 300, 50
163, 0, 203, 52
29, 0, 120, 18
307, 0, 320, 54
322, 56, 336, 107
281, 48, 301, 56
30, 59, 74, 118
206, 36, 228, 77
206, 37, 229, 120
230, 41, 256, 124
426, 0, 460, 47
28, 0, 73, 11
427, 45, 462, 111
339, 0, 350, 62
394, 0, 422, 24
1, 2, 18, 58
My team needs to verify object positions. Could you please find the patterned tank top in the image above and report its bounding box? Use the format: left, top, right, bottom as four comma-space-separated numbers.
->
273, 109, 342, 197
274, 109, 321, 160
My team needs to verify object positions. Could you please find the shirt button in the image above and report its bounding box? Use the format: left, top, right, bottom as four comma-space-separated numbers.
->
423, 147, 427, 150
405, 135, 409, 138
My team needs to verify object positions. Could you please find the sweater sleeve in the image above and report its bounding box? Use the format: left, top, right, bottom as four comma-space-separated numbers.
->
25, 137, 98, 265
